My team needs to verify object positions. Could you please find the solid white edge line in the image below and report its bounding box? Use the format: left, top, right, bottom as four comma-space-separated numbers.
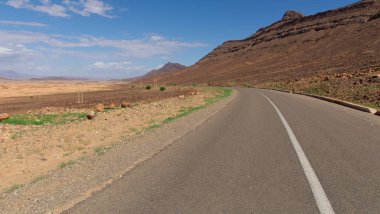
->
261, 93, 335, 214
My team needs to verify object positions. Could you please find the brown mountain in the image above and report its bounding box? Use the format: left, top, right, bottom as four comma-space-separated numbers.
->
162, 0, 380, 85
132, 62, 187, 83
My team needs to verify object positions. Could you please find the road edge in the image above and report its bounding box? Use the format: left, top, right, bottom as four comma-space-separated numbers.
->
260, 88, 379, 116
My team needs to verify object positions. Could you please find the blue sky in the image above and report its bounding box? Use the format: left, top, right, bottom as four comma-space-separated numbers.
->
0, 0, 357, 79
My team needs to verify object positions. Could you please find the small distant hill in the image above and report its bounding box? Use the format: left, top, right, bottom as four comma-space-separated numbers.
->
0, 70, 30, 80
30, 76, 89, 81
147, 62, 187, 76
130, 62, 187, 83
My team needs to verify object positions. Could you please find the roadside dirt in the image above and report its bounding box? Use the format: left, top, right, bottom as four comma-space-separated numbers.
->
260, 70, 380, 109
0, 88, 216, 192
0, 88, 235, 214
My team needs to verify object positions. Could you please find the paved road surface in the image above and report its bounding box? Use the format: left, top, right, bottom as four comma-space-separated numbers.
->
65, 88, 380, 214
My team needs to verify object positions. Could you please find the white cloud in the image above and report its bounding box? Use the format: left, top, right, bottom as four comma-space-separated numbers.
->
6, 0, 69, 17
68, 0, 112, 18
0, 47, 13, 55
0, 30, 207, 58
0, 20, 47, 27
93, 61, 132, 70
6, 0, 113, 18
0, 30, 207, 78
90, 61, 147, 77
150, 35, 165, 41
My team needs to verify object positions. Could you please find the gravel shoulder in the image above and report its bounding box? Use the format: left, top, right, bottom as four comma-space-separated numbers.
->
0, 89, 236, 214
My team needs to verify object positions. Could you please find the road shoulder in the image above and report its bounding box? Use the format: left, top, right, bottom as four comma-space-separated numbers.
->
0, 89, 237, 214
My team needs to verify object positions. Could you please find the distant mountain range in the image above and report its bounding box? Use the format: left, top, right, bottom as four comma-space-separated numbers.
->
0, 70, 91, 81
0, 70, 30, 80
30, 76, 90, 81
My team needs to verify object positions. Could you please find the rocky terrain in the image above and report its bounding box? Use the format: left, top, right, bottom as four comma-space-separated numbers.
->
159, 0, 380, 87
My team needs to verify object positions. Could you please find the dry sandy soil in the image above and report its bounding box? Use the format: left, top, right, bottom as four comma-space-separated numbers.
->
0, 80, 116, 98
0, 87, 220, 192
0, 80, 192, 114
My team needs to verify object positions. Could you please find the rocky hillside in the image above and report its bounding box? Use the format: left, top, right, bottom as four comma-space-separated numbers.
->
163, 0, 380, 85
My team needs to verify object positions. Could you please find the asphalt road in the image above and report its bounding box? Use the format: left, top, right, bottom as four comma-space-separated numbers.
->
65, 88, 380, 214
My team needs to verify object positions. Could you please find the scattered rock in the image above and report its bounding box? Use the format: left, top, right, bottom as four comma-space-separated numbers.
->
106, 102, 117, 109
178, 95, 185, 100
369, 76, 380, 83
121, 101, 131, 108
94, 104, 104, 112
86, 111, 96, 120
0, 113, 10, 122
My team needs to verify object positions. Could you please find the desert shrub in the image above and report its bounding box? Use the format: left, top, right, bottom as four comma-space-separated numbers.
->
159, 86, 166, 91
145, 85, 152, 90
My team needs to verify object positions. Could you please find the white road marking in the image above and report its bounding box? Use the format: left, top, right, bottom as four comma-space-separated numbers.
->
261, 93, 335, 214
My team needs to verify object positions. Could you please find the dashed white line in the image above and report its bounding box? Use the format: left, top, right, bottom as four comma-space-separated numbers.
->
261, 93, 335, 214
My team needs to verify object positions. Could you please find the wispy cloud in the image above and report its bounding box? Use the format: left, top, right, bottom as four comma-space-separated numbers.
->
5, 0, 113, 18
91, 61, 146, 72
0, 20, 47, 27
0, 46, 13, 55
6, 0, 69, 17
0, 30, 207, 78
0, 30, 207, 57
63, 0, 113, 18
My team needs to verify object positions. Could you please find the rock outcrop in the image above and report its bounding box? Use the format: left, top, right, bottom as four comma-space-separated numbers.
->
282, 11, 304, 21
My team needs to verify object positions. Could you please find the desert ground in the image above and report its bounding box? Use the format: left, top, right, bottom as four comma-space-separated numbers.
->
0, 80, 226, 192
0, 80, 116, 98
0, 80, 194, 114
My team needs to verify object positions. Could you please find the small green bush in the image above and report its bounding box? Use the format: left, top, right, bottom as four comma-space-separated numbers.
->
145, 85, 152, 90
58, 160, 76, 169
94, 146, 106, 155
5, 184, 23, 193
159, 86, 166, 91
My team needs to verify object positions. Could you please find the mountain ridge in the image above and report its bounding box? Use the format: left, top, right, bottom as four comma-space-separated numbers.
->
160, 0, 380, 85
